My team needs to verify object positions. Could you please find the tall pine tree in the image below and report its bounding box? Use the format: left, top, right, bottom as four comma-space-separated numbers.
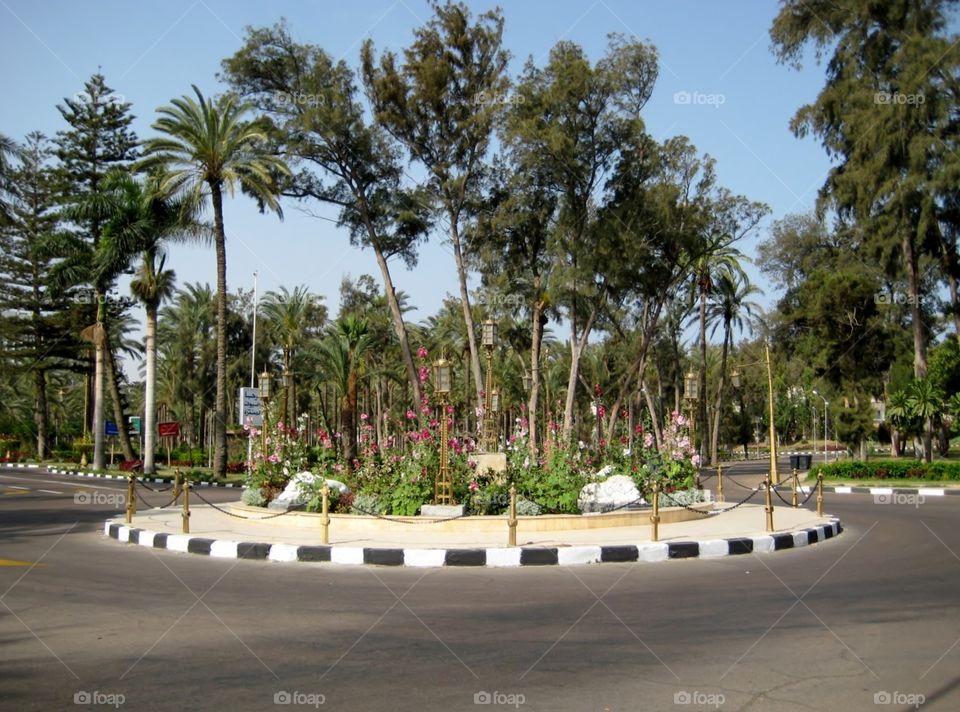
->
53, 73, 139, 468
0, 132, 84, 458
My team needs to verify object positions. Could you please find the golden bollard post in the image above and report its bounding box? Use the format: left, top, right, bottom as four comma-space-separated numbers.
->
181, 478, 190, 534
125, 474, 137, 524
650, 481, 660, 542
791, 468, 799, 508
321, 485, 330, 545
764, 472, 774, 532
817, 472, 824, 517
507, 484, 518, 547
716, 463, 725, 503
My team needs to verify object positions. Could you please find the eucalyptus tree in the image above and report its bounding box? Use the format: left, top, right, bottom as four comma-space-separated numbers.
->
222, 23, 430, 410
140, 86, 289, 477
361, 1, 510, 405
770, 0, 960, 387
54, 73, 138, 468
504, 34, 659, 446
472, 157, 558, 454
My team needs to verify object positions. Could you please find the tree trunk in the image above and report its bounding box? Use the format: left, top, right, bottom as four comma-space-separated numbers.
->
604, 300, 664, 443
34, 368, 48, 459
93, 321, 106, 470
698, 284, 709, 465
344, 369, 357, 468
710, 323, 732, 466
527, 288, 545, 457
449, 217, 484, 405
642, 378, 662, 449
372, 244, 422, 407
103, 336, 135, 461
144, 301, 158, 474
211, 182, 229, 478
561, 306, 597, 447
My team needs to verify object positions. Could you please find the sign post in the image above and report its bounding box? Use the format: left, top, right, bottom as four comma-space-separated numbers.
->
238, 387, 263, 427
158, 422, 180, 468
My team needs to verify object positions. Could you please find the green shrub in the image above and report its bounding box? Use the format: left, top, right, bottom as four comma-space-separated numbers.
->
516, 497, 542, 516
351, 493, 388, 516
811, 460, 960, 481
241, 487, 266, 507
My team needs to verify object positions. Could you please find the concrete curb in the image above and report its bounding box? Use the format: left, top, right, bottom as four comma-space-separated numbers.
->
102, 518, 843, 568
44, 467, 240, 488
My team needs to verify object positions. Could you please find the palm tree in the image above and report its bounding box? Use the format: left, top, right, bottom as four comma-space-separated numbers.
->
687, 239, 748, 464
319, 316, 373, 468
906, 378, 943, 463
93, 172, 204, 474
157, 283, 217, 449
885, 389, 913, 457
140, 86, 290, 477
706, 270, 763, 465
261, 286, 327, 426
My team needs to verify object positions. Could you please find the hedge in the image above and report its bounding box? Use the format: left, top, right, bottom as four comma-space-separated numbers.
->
811, 460, 960, 481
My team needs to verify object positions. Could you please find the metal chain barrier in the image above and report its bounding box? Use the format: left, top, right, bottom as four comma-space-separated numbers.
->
724, 474, 762, 491
772, 486, 794, 507
190, 488, 306, 520
713, 486, 762, 512
133, 487, 181, 510
350, 502, 470, 524
136, 479, 174, 493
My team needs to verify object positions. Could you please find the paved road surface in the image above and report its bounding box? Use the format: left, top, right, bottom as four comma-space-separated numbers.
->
1, 466, 958, 711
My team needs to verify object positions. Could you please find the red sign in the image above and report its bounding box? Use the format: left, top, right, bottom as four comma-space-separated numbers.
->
158, 422, 180, 438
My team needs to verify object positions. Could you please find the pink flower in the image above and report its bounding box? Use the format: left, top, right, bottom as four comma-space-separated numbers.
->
360, 413, 369, 421
406, 409, 416, 420
469, 481, 479, 492
417, 346, 429, 360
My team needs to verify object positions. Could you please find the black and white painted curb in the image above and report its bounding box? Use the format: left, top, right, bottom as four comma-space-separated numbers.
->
43, 467, 241, 488
822, 485, 960, 496
103, 518, 842, 568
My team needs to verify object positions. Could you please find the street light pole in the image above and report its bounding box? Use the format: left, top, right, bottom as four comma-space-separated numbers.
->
812, 390, 828, 465
731, 347, 779, 483
765, 345, 779, 485
433, 357, 454, 505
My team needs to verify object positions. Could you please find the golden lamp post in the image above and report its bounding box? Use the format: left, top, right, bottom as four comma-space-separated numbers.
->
481, 319, 498, 452
731, 345, 780, 485
683, 370, 699, 465
433, 357, 454, 505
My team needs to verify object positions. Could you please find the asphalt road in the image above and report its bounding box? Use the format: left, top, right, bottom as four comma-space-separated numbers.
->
1, 465, 958, 712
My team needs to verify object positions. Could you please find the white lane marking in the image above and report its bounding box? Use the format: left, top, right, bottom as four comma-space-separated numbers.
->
38, 489, 62, 495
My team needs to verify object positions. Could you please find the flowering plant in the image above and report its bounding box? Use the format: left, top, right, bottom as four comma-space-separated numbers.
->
636, 410, 700, 493
244, 409, 310, 502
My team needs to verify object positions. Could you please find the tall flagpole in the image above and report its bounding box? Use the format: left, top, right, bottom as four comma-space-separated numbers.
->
247, 272, 258, 475
250, 271, 258, 388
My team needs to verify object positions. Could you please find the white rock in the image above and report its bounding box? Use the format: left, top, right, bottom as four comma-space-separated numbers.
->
578, 474, 644, 513
594, 464, 615, 479
274, 471, 350, 505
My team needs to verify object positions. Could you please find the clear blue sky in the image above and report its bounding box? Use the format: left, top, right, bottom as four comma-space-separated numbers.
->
0, 0, 832, 341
